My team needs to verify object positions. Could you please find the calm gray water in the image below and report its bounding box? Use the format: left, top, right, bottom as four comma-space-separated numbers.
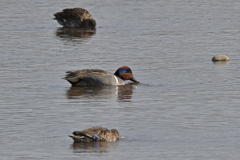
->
1, 0, 240, 159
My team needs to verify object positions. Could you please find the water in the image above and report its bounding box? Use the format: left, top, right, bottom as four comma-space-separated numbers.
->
1, 0, 240, 159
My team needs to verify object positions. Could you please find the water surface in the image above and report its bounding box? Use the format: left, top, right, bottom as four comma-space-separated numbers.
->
1, 0, 240, 159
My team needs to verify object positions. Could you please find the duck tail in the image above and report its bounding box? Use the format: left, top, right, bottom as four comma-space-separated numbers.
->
63, 71, 81, 86
69, 135, 84, 142
63, 78, 79, 86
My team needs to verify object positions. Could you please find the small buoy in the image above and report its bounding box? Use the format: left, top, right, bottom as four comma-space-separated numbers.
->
212, 55, 230, 61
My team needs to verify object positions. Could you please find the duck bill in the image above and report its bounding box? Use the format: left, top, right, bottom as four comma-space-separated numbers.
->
130, 77, 140, 83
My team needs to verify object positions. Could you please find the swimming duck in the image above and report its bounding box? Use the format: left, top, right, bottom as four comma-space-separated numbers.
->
53, 8, 96, 29
63, 66, 139, 86
69, 126, 120, 142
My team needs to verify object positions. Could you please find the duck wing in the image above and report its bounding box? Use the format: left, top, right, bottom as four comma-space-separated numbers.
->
70, 127, 108, 142
73, 126, 108, 137
54, 8, 93, 22
63, 69, 118, 86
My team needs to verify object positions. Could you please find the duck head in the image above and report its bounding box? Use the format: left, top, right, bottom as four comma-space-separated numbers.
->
114, 66, 139, 83
83, 19, 96, 29
111, 129, 120, 139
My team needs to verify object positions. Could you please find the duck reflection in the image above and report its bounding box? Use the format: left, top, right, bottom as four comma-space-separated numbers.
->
55, 27, 96, 39
116, 85, 134, 102
70, 141, 119, 153
212, 61, 229, 69
66, 85, 135, 102
212, 61, 229, 66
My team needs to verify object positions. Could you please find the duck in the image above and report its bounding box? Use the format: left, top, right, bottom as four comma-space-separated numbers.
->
69, 126, 120, 142
63, 66, 139, 86
53, 8, 96, 29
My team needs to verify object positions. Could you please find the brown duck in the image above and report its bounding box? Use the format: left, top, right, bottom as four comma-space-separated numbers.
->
69, 127, 120, 142
53, 8, 96, 29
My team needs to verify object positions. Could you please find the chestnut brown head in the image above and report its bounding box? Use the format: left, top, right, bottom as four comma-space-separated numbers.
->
114, 66, 139, 83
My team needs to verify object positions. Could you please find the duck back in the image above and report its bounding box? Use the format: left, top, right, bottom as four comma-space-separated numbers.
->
69, 126, 120, 142
64, 69, 125, 86
53, 8, 96, 28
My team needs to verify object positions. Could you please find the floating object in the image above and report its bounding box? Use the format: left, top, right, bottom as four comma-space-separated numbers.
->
212, 55, 230, 61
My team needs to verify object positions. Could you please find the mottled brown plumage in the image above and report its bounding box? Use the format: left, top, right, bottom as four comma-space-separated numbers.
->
53, 8, 96, 29
69, 127, 120, 142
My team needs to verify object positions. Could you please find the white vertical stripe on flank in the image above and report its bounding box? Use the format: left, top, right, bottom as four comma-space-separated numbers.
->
114, 75, 118, 85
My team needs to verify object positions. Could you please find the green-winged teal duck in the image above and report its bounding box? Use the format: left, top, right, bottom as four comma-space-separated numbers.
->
63, 66, 139, 86
53, 8, 96, 29
69, 126, 120, 142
